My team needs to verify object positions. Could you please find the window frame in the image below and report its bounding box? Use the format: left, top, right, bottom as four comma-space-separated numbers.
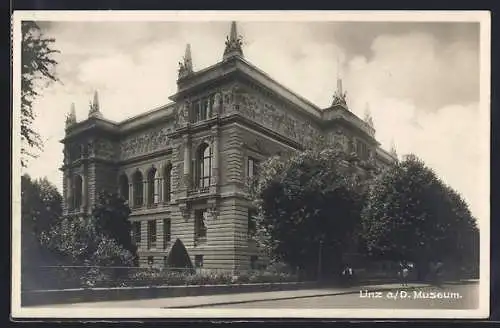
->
147, 220, 157, 249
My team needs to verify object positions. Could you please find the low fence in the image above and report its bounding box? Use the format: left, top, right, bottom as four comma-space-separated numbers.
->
21, 265, 301, 291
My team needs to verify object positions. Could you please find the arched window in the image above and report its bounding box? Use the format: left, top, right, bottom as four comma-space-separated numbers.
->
119, 174, 129, 202
196, 143, 212, 189
73, 174, 83, 210
146, 167, 157, 206
164, 163, 172, 202
132, 170, 144, 208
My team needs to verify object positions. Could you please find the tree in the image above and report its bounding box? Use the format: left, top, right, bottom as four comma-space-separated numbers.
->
40, 214, 135, 267
250, 148, 365, 279
361, 154, 479, 280
92, 191, 137, 259
21, 21, 60, 167
21, 174, 63, 266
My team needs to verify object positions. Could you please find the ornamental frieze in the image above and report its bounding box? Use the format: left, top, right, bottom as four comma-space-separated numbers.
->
120, 126, 172, 160
232, 89, 322, 148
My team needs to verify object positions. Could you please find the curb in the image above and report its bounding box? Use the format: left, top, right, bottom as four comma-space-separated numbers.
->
164, 284, 431, 309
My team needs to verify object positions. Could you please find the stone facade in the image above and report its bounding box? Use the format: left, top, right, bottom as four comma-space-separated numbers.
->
60, 22, 396, 272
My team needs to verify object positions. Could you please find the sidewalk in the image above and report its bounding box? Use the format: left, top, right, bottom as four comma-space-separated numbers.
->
29, 282, 430, 309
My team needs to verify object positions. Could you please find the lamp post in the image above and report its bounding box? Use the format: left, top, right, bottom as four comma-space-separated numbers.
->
318, 239, 324, 281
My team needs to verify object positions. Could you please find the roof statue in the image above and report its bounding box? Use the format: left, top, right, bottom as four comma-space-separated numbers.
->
223, 21, 244, 60
88, 90, 103, 118
332, 56, 347, 107
65, 102, 77, 127
390, 139, 398, 159
363, 103, 374, 128
178, 43, 194, 79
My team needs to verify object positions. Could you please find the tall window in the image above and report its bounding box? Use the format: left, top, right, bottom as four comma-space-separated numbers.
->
247, 157, 260, 178
163, 218, 171, 248
72, 175, 83, 210
148, 220, 157, 249
164, 163, 172, 202
132, 221, 141, 245
196, 143, 212, 189
132, 170, 144, 208
118, 174, 129, 202
190, 95, 214, 123
195, 255, 204, 268
248, 209, 257, 238
356, 140, 368, 160
250, 255, 258, 270
194, 209, 207, 244
147, 167, 158, 206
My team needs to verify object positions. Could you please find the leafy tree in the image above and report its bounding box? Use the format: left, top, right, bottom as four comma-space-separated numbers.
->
40, 214, 135, 267
92, 191, 137, 258
40, 190, 136, 267
21, 21, 60, 167
250, 148, 366, 278
361, 154, 479, 280
21, 174, 63, 267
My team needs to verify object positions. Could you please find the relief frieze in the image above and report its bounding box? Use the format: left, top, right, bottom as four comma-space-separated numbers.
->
119, 126, 173, 160
229, 87, 322, 148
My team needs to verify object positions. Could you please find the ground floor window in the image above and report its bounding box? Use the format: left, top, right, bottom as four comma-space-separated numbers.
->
250, 255, 258, 270
147, 256, 154, 266
133, 221, 141, 245
148, 220, 157, 249
195, 255, 204, 268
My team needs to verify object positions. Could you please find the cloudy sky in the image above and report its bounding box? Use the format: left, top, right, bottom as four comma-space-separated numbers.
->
21, 16, 488, 222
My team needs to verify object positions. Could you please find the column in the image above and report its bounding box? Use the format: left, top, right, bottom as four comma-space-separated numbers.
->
211, 126, 219, 191
82, 173, 88, 211
143, 180, 148, 207
129, 183, 134, 208
66, 173, 72, 212
183, 136, 191, 192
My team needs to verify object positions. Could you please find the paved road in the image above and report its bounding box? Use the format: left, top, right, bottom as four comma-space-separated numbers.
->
203, 283, 478, 309
27, 282, 478, 310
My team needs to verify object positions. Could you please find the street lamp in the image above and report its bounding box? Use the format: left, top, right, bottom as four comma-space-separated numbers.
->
318, 239, 324, 281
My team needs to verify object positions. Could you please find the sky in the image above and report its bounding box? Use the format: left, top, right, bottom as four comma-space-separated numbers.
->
21, 18, 487, 222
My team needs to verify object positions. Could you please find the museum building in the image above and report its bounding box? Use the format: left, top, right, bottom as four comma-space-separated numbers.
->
60, 21, 396, 271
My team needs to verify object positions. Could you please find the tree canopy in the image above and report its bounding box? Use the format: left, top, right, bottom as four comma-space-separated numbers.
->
21, 21, 60, 167
361, 154, 479, 275
250, 148, 367, 277
40, 191, 137, 267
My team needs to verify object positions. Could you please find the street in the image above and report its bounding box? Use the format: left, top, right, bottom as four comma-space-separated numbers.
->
201, 283, 478, 309
26, 282, 478, 310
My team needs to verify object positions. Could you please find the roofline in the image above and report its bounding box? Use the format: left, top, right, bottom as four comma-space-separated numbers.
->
117, 102, 176, 127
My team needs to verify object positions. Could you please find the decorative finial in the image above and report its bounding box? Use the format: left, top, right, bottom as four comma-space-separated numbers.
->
390, 139, 398, 159
178, 43, 194, 79
88, 90, 103, 118
364, 103, 374, 127
223, 21, 244, 60
65, 102, 77, 127
332, 55, 347, 107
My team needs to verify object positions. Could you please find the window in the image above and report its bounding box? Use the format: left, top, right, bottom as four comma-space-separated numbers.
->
356, 140, 369, 160
147, 220, 157, 249
248, 209, 257, 237
164, 164, 172, 202
195, 255, 204, 268
147, 167, 159, 206
72, 175, 83, 210
163, 219, 171, 248
250, 256, 258, 270
247, 157, 260, 178
194, 209, 207, 244
195, 143, 212, 189
118, 174, 129, 202
133, 221, 141, 245
147, 256, 154, 266
190, 95, 215, 123
132, 170, 144, 208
